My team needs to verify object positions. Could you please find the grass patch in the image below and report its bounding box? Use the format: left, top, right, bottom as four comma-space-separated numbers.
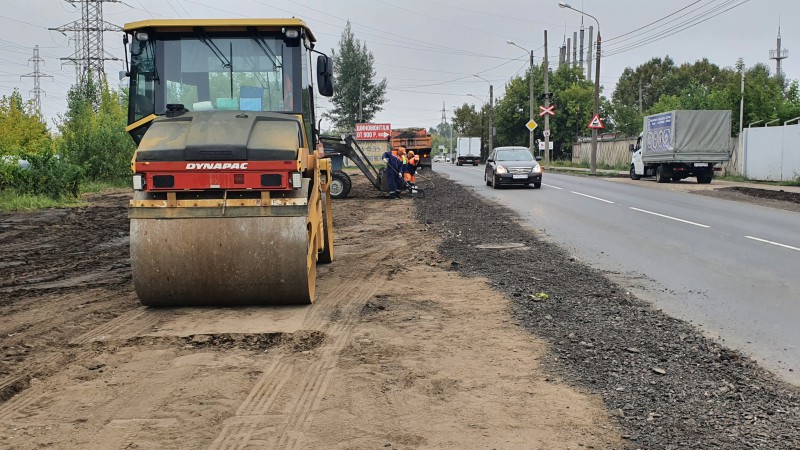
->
718, 174, 749, 182
718, 174, 800, 186
80, 178, 129, 194
551, 159, 589, 168
0, 189, 84, 212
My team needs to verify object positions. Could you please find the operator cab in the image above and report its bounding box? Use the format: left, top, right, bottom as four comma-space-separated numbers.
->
123, 19, 333, 145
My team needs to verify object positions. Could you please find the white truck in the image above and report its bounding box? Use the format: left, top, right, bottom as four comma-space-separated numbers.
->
629, 110, 731, 184
455, 137, 481, 166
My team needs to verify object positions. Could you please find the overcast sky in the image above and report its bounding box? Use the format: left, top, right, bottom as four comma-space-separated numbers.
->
0, 0, 795, 130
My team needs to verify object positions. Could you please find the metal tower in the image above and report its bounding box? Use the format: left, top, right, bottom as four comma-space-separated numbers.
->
50, 0, 122, 88
20, 46, 53, 113
769, 26, 789, 77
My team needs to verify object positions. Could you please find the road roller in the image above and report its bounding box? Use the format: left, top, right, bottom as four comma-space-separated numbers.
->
122, 19, 335, 306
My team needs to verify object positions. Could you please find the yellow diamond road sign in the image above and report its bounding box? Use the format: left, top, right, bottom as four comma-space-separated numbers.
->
526, 119, 538, 132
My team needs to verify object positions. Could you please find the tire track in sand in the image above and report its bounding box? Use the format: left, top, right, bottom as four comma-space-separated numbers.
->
210, 239, 398, 450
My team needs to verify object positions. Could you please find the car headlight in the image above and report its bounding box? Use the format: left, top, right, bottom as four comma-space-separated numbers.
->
495, 165, 507, 174
531, 165, 542, 173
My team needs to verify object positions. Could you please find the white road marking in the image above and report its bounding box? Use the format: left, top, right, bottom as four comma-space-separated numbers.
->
629, 207, 710, 228
745, 236, 800, 252
570, 191, 615, 204
543, 183, 562, 190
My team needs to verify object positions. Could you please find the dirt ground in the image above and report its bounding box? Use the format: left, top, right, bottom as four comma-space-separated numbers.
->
0, 178, 621, 449
418, 173, 800, 449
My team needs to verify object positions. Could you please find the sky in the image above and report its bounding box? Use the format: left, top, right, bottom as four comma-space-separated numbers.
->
0, 0, 796, 131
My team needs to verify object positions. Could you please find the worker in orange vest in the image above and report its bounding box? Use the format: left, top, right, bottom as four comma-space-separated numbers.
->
404, 150, 420, 186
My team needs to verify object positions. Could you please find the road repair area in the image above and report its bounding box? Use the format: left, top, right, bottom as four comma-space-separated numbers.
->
1, 173, 800, 449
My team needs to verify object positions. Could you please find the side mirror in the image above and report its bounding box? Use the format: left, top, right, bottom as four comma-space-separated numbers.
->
316, 55, 334, 97
628, 144, 635, 152
535, 156, 542, 161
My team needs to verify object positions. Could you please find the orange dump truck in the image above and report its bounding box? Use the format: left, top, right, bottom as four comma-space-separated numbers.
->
391, 128, 432, 168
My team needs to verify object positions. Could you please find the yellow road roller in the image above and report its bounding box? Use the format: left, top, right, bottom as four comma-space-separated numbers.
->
123, 19, 335, 306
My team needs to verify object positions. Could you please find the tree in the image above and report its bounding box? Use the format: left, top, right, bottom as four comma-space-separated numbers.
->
58, 77, 135, 180
429, 122, 453, 155
612, 56, 678, 114
0, 89, 51, 156
327, 22, 387, 131
493, 65, 597, 160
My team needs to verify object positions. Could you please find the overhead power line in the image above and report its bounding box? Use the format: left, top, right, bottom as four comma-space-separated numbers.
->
605, 0, 707, 43
603, 0, 753, 57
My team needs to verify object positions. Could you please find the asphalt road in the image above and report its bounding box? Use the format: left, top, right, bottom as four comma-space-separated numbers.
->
433, 162, 800, 385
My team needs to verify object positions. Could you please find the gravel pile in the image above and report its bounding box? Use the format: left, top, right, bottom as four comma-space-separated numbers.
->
415, 174, 800, 449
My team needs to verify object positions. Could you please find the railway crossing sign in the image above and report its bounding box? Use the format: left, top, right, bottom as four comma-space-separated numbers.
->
525, 119, 538, 132
587, 114, 605, 130
539, 105, 555, 117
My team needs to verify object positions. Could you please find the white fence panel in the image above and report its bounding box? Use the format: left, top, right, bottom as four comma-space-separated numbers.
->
744, 127, 784, 181
781, 125, 800, 181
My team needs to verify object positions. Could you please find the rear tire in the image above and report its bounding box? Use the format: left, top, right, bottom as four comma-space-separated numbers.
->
630, 165, 641, 180
329, 172, 352, 199
656, 165, 671, 183
697, 173, 713, 184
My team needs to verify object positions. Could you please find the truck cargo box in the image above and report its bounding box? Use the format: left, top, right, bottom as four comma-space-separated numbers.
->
642, 110, 731, 163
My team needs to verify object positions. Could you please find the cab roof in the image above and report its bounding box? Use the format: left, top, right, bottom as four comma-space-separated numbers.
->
123, 18, 315, 42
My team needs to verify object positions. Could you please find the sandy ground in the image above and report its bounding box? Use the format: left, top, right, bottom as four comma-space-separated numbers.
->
0, 178, 620, 449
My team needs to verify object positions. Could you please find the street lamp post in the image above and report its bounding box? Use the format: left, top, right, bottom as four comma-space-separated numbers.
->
474, 74, 493, 159
508, 41, 535, 157
560, 2, 600, 175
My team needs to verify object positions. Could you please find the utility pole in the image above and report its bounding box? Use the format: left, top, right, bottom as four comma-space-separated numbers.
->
566, 37, 571, 68
638, 79, 643, 113
475, 74, 494, 156
592, 28, 601, 174
587, 25, 593, 82
739, 59, 745, 137
358, 75, 363, 122
529, 50, 535, 156
488, 85, 494, 155
440, 101, 448, 156
544, 30, 551, 167
20, 46, 53, 114
50, 0, 121, 104
579, 25, 585, 72
572, 31, 578, 68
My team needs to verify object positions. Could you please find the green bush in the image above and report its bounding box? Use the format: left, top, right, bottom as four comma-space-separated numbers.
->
0, 152, 83, 199
58, 78, 135, 181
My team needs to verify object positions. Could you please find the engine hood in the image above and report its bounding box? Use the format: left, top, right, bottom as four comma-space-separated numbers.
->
135, 111, 304, 162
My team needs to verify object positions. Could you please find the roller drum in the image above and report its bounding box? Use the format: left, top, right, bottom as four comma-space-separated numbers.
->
130, 216, 314, 306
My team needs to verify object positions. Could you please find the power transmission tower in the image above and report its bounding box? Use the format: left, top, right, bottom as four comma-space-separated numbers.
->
20, 46, 53, 114
50, 0, 122, 91
769, 25, 788, 77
